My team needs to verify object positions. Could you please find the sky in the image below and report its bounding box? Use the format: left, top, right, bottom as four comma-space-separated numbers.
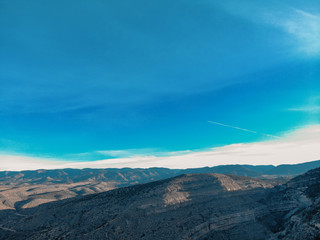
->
0, 0, 320, 170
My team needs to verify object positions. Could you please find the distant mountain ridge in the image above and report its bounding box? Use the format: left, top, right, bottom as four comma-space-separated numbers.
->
1, 160, 319, 185
0, 167, 177, 186
181, 160, 320, 177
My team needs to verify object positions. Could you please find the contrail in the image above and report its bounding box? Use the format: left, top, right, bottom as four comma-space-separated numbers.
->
208, 121, 281, 139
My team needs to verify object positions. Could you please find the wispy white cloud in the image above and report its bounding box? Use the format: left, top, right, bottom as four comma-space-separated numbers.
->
262, 7, 320, 57
1, 125, 320, 171
280, 9, 320, 57
66, 148, 185, 161
214, 0, 320, 57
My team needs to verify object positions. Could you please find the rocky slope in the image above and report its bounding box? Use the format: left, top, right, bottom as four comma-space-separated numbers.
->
265, 167, 320, 239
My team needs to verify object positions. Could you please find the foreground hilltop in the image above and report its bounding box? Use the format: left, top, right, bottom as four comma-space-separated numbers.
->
1, 168, 319, 240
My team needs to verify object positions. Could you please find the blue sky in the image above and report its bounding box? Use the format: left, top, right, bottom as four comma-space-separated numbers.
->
0, 0, 320, 167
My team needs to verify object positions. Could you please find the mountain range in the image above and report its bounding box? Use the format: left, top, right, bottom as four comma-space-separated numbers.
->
0, 160, 319, 211
0, 166, 319, 239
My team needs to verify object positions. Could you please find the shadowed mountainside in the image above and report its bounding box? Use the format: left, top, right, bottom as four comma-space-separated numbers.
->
0, 168, 319, 239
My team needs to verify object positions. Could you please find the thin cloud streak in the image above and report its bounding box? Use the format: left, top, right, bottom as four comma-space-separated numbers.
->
208, 121, 281, 139
288, 106, 320, 113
